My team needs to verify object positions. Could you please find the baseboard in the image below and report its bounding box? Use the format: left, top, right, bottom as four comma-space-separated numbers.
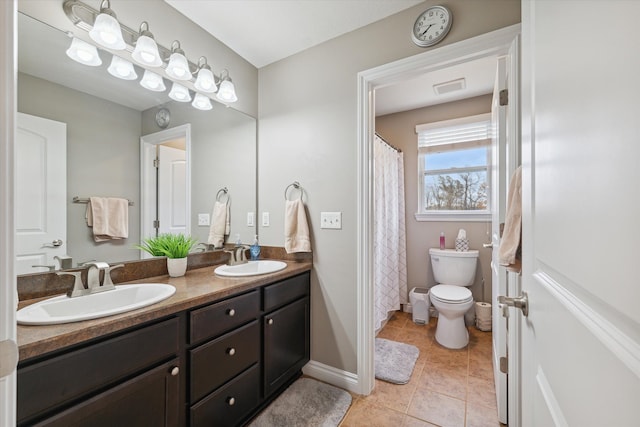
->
302, 360, 360, 394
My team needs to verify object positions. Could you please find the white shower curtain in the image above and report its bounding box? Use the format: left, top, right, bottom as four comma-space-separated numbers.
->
373, 135, 407, 332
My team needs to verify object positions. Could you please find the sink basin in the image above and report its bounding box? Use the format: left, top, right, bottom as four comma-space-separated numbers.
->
17, 283, 176, 325
214, 260, 287, 277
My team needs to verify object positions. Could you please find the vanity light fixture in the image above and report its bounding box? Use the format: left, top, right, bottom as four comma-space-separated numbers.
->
216, 69, 238, 103
66, 37, 102, 66
107, 55, 138, 80
165, 41, 192, 81
194, 57, 217, 93
88, 0, 125, 50
192, 93, 213, 111
140, 70, 166, 92
131, 22, 162, 67
168, 82, 191, 102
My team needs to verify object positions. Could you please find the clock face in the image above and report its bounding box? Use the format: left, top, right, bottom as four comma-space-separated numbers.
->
412, 5, 452, 47
155, 108, 170, 129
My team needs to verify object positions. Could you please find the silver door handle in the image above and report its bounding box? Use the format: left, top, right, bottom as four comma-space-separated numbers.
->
43, 239, 63, 247
498, 291, 529, 317
483, 243, 493, 249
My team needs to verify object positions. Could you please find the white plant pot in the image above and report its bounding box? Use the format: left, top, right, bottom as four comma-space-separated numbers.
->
167, 257, 188, 277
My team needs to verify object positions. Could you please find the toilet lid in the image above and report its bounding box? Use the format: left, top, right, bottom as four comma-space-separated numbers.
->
430, 285, 472, 303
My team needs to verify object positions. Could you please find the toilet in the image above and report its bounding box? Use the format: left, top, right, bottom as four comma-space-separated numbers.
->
429, 248, 479, 349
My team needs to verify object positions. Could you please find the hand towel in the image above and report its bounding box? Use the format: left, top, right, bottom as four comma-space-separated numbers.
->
285, 199, 311, 253
499, 166, 522, 267
86, 197, 129, 242
208, 201, 230, 248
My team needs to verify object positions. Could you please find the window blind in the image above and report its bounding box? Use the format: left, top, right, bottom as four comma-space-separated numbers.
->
416, 113, 491, 148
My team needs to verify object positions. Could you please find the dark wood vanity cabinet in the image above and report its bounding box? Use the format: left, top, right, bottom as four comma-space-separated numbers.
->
17, 270, 311, 427
17, 317, 182, 426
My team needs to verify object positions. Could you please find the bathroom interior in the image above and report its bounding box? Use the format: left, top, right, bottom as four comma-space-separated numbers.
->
8, 1, 524, 426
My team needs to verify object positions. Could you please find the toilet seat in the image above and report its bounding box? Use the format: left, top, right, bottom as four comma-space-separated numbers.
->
430, 285, 472, 304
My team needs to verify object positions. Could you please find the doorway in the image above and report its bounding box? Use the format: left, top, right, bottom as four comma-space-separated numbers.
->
140, 124, 191, 256
357, 24, 521, 424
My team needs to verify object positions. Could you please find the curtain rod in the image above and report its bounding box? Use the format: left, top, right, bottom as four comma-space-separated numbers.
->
375, 132, 402, 153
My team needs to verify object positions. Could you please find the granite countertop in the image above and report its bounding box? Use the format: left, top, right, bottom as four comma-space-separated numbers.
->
17, 260, 312, 361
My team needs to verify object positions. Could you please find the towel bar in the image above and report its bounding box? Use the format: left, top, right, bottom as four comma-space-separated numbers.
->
73, 197, 134, 206
284, 181, 303, 200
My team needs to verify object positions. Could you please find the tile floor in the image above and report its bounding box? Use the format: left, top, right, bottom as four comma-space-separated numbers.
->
340, 311, 502, 427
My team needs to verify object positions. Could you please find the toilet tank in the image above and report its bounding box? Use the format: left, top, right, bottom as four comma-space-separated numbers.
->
429, 248, 479, 286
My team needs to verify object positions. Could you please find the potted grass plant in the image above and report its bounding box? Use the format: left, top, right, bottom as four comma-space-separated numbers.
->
136, 233, 198, 277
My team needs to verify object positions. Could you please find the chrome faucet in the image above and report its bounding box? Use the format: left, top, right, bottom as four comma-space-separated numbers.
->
57, 262, 124, 298
224, 245, 250, 266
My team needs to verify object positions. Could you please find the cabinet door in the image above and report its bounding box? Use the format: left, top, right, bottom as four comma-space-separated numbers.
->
263, 297, 310, 396
34, 359, 180, 427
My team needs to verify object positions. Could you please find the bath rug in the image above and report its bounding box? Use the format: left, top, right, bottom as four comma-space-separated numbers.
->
375, 338, 420, 384
249, 377, 352, 427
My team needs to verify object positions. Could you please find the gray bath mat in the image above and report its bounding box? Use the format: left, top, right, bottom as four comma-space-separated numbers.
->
249, 377, 352, 427
375, 338, 420, 384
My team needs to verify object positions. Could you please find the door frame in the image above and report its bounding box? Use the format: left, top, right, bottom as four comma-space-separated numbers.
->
0, 0, 17, 425
140, 124, 191, 255
356, 24, 522, 398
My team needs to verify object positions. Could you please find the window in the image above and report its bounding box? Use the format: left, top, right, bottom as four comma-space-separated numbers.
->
416, 113, 491, 221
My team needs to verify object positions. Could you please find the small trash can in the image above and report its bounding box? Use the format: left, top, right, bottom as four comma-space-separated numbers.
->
409, 287, 430, 324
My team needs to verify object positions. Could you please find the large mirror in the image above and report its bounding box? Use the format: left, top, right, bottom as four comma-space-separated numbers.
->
16, 12, 257, 275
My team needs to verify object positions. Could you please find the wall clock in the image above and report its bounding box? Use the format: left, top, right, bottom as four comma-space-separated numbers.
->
411, 5, 453, 47
155, 107, 171, 129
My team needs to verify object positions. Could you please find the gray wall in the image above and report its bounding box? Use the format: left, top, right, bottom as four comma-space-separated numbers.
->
258, 0, 521, 374
376, 94, 493, 303
18, 73, 142, 264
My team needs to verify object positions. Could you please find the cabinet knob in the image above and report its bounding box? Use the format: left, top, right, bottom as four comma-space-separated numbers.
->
170, 366, 179, 376
227, 397, 236, 406
227, 308, 236, 316
227, 347, 236, 356
267, 318, 274, 325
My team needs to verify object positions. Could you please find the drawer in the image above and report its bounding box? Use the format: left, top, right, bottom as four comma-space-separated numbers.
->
190, 320, 260, 404
190, 364, 260, 427
190, 290, 259, 344
18, 317, 179, 424
263, 272, 310, 312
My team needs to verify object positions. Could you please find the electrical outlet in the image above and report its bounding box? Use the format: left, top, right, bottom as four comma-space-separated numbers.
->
320, 212, 342, 229
198, 213, 210, 226
262, 212, 270, 227
247, 212, 255, 226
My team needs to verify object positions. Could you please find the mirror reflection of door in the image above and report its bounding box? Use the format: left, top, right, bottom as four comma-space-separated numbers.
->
158, 143, 187, 235
15, 113, 67, 274
140, 124, 191, 258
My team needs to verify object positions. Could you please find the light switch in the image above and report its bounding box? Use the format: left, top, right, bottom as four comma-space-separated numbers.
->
247, 212, 255, 226
321, 212, 342, 229
262, 212, 270, 227
198, 213, 210, 226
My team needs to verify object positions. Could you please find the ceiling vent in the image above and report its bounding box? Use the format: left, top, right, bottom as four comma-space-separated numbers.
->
433, 78, 466, 95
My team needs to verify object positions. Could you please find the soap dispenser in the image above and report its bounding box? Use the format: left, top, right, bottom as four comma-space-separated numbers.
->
250, 235, 261, 260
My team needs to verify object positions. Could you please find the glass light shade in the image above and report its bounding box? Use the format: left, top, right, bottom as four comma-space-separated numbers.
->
140, 70, 166, 92
132, 35, 162, 67
66, 38, 102, 66
107, 56, 138, 80
168, 82, 191, 102
89, 13, 126, 50
194, 68, 217, 93
216, 80, 238, 103
192, 93, 213, 111
166, 52, 192, 80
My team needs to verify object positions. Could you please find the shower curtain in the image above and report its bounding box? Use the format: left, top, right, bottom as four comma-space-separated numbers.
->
373, 134, 407, 332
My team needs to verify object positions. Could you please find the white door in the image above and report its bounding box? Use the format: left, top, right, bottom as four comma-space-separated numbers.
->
158, 144, 187, 235
520, 1, 639, 425
15, 113, 66, 274
490, 56, 509, 425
